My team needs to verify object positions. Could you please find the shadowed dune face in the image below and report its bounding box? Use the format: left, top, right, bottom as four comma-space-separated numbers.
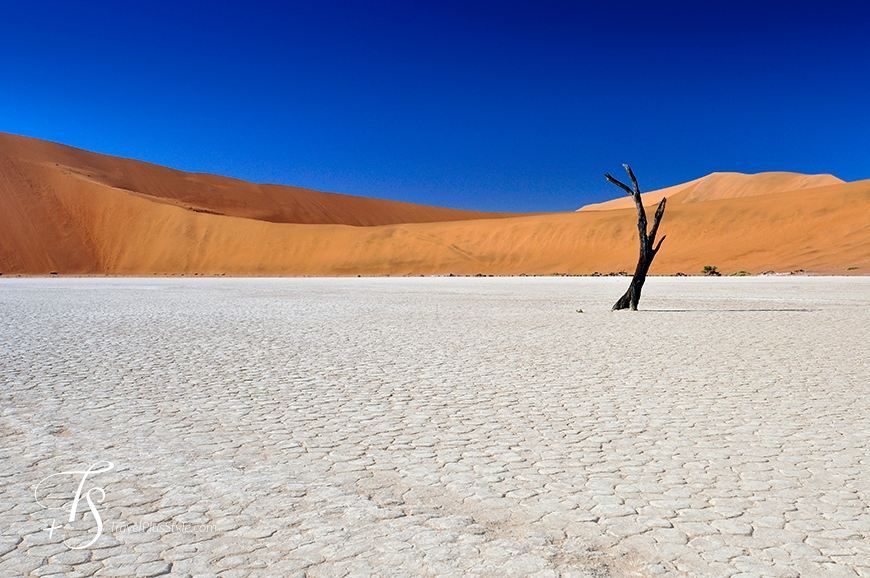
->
0, 133, 523, 226
1, 132, 869, 276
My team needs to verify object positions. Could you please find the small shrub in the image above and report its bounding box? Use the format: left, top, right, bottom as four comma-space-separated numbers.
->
702, 265, 721, 276
730, 270, 750, 276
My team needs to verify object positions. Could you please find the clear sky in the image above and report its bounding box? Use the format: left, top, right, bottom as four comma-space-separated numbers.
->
1, 1, 868, 212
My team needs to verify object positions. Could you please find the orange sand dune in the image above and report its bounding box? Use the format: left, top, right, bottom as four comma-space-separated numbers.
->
578, 171, 844, 211
1, 132, 868, 276
0, 133, 520, 226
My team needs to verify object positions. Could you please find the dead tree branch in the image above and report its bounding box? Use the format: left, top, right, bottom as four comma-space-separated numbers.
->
605, 165, 667, 310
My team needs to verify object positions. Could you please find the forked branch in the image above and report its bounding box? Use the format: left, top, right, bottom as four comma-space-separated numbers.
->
607, 165, 667, 311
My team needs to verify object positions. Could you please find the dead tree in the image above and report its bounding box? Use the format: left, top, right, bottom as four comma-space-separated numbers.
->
605, 165, 667, 311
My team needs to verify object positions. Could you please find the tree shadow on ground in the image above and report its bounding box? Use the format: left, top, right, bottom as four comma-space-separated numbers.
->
642, 308, 818, 312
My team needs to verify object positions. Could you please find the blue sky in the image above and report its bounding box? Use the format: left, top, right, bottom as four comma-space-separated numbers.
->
1, 1, 868, 212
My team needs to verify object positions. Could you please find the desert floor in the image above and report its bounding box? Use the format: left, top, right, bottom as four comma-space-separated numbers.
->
1, 277, 869, 577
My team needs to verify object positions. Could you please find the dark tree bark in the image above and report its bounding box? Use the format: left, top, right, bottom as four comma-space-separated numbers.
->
605, 165, 667, 311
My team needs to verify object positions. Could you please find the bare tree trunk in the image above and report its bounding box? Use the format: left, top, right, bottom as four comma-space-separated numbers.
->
605, 165, 667, 311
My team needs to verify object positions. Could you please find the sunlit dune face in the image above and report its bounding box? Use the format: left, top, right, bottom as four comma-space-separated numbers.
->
1, 132, 868, 277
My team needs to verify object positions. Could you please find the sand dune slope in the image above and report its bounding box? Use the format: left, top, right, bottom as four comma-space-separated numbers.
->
0, 132, 519, 226
578, 171, 844, 211
1, 133, 868, 276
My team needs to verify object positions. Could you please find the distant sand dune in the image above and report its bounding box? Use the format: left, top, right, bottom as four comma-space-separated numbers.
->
1, 132, 868, 276
577, 171, 845, 211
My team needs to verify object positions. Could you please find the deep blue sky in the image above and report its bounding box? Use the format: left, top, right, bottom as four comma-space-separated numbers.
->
1, 1, 868, 212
